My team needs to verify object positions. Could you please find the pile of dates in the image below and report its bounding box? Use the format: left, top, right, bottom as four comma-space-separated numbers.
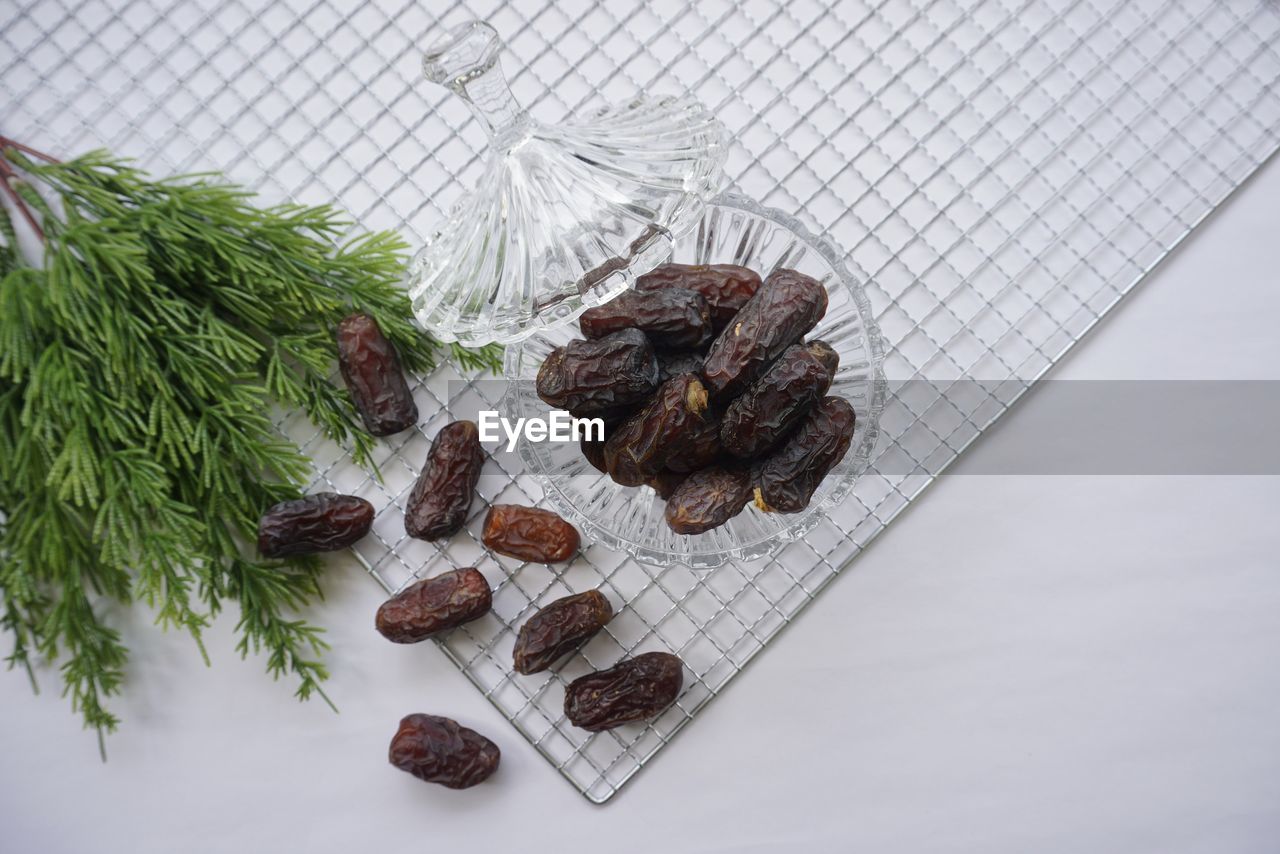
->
537, 264, 859, 535
255, 311, 687, 791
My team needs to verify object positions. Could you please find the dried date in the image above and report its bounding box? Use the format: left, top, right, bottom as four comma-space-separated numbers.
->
701, 269, 828, 400
665, 413, 722, 473
376, 567, 492, 643
405, 420, 485, 541
536, 329, 659, 418
636, 263, 762, 328
754, 396, 857, 513
258, 493, 374, 558
564, 652, 684, 732
579, 288, 713, 350
336, 313, 418, 436
664, 466, 753, 535
657, 350, 706, 384
645, 470, 689, 500
388, 714, 500, 789
603, 374, 711, 486
720, 341, 837, 458
513, 590, 613, 674
581, 432, 609, 473
482, 505, 580, 563
807, 339, 840, 377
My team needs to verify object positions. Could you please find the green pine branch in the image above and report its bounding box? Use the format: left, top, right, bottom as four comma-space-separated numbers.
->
0, 144, 503, 747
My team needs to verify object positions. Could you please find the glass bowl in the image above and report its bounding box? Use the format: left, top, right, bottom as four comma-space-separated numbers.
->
502, 193, 887, 568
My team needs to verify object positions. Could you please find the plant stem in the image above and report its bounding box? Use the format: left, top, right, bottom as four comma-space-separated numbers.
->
0, 157, 44, 242
0, 136, 60, 163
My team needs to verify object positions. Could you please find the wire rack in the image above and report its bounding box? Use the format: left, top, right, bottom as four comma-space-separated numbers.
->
5, 0, 1279, 803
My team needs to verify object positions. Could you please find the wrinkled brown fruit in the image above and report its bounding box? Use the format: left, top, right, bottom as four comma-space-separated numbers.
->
720, 341, 836, 458
376, 568, 492, 643
535, 329, 659, 418
405, 420, 485, 541
336, 313, 419, 436
388, 714, 500, 789
701, 268, 828, 400
656, 349, 707, 383
664, 467, 753, 535
513, 590, 613, 674
754, 396, 857, 514
564, 652, 684, 732
603, 374, 711, 486
257, 493, 374, 558
636, 263, 762, 328
482, 505, 581, 563
579, 287, 713, 350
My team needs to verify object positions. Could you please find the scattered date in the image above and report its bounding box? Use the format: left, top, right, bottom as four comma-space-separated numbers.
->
405, 420, 485, 541
376, 567, 492, 643
536, 328, 659, 419
482, 505, 580, 563
258, 493, 374, 558
579, 287, 713, 350
664, 466, 753, 535
336, 313, 419, 436
701, 268, 828, 400
388, 714, 500, 789
513, 590, 613, 674
564, 652, 684, 732
754, 396, 857, 513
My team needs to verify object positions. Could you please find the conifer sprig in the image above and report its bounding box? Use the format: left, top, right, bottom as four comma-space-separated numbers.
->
0, 144, 501, 749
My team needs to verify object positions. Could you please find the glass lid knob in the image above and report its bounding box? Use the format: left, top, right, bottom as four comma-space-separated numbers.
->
405, 21, 728, 348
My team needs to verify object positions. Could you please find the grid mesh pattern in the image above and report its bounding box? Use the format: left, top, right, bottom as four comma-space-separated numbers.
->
6, 0, 1279, 803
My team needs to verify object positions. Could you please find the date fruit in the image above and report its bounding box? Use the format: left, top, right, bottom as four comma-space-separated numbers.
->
513, 590, 613, 674
579, 288, 713, 350
405, 420, 485, 541
603, 374, 712, 486
754, 396, 857, 513
701, 268, 828, 399
807, 339, 840, 377
636, 263, 762, 328
258, 493, 374, 558
564, 652, 684, 732
536, 329, 659, 418
657, 349, 707, 384
646, 470, 689, 500
482, 505, 580, 563
388, 714, 500, 789
376, 568, 492, 643
665, 413, 722, 473
720, 341, 837, 458
337, 313, 419, 436
581, 432, 609, 473
664, 466, 753, 535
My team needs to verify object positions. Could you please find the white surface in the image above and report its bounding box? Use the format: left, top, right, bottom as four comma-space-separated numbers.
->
3, 161, 1279, 852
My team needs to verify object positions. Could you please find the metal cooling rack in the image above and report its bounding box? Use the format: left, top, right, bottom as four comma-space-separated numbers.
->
5, 0, 1279, 804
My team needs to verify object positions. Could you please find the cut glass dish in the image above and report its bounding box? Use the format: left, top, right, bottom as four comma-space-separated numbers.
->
503, 194, 887, 568
405, 21, 729, 347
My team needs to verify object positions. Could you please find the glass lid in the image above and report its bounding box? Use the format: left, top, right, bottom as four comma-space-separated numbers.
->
404, 21, 729, 347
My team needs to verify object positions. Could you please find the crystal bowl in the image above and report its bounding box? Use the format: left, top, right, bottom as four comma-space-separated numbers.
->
502, 193, 886, 568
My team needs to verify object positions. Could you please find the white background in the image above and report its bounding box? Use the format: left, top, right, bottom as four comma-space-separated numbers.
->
2, 160, 1278, 852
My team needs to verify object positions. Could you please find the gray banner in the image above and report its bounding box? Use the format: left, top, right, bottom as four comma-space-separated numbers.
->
442, 379, 1280, 476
